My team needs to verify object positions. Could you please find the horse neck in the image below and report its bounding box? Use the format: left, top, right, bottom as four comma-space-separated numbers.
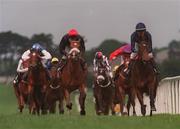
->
29, 65, 44, 81
50, 67, 59, 84
134, 60, 153, 75
67, 58, 82, 73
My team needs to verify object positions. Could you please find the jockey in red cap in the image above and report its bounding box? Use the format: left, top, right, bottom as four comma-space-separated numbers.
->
59, 29, 87, 71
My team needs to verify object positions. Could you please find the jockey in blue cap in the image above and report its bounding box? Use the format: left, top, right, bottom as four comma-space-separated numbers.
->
13, 43, 52, 86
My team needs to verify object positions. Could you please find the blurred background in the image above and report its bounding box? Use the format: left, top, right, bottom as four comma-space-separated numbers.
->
0, 0, 180, 87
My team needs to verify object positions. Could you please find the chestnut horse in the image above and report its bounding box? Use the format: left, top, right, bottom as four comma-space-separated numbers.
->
60, 41, 87, 115
13, 75, 29, 113
130, 41, 158, 116
27, 51, 48, 115
114, 54, 136, 116
45, 66, 64, 114
93, 63, 115, 115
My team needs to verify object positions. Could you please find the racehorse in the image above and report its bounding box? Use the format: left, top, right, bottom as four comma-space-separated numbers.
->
114, 55, 136, 116
93, 63, 115, 115
27, 51, 48, 115
129, 41, 158, 116
60, 41, 87, 115
45, 65, 64, 114
13, 75, 29, 113
13, 59, 30, 113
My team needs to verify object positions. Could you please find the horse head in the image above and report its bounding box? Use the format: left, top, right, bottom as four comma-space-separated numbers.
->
29, 51, 42, 68
138, 41, 151, 61
68, 41, 81, 60
96, 64, 111, 88
49, 66, 61, 89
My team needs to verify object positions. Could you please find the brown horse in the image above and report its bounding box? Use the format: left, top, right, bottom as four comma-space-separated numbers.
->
114, 55, 136, 116
45, 66, 64, 114
27, 51, 48, 115
60, 41, 87, 115
13, 59, 30, 113
93, 63, 115, 115
130, 41, 158, 116
13, 75, 29, 113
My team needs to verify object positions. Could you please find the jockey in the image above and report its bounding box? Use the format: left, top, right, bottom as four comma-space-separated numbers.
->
59, 29, 87, 71
51, 57, 59, 68
125, 22, 158, 76
13, 43, 52, 86
109, 44, 131, 80
93, 51, 113, 78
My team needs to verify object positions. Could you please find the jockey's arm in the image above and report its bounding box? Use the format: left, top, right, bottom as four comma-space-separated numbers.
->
41, 50, 52, 60
131, 33, 136, 53
93, 59, 98, 72
21, 50, 31, 60
17, 59, 28, 73
147, 32, 153, 53
59, 35, 67, 56
80, 37, 85, 53
104, 57, 111, 71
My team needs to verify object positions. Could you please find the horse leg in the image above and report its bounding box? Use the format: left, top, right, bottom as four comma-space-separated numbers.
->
49, 102, 56, 114
64, 89, 72, 110
127, 90, 136, 116
136, 89, 146, 116
127, 97, 131, 116
59, 93, 64, 114
79, 84, 86, 115
94, 87, 103, 115
41, 91, 48, 115
19, 94, 24, 113
149, 84, 157, 116
94, 94, 102, 115
13, 85, 22, 113
118, 87, 126, 116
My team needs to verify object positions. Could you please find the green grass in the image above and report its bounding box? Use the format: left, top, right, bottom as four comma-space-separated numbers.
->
0, 84, 180, 129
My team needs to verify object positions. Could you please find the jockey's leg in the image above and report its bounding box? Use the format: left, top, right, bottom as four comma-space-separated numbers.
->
13, 73, 21, 86
45, 68, 51, 81
150, 59, 159, 74
114, 64, 124, 81
58, 56, 67, 72
124, 52, 137, 77
80, 57, 87, 71
125, 60, 135, 77
22, 72, 28, 82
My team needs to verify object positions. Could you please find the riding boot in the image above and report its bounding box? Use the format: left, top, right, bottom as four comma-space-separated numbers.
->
13, 73, 21, 86
124, 60, 135, 78
113, 65, 124, 81
58, 58, 67, 72
80, 57, 87, 71
22, 72, 28, 83
150, 59, 159, 74
45, 69, 51, 81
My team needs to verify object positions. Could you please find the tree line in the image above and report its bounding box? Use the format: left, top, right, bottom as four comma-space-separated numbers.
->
0, 31, 180, 81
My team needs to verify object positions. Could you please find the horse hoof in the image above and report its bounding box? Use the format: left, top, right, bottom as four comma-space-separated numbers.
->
132, 111, 137, 116
80, 110, 86, 115
111, 111, 116, 115
66, 103, 72, 110
59, 110, 64, 114
122, 112, 128, 116
141, 105, 146, 116
41, 110, 48, 115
